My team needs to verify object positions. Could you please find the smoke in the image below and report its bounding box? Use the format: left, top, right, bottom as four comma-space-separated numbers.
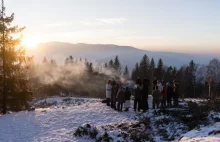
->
26, 59, 127, 97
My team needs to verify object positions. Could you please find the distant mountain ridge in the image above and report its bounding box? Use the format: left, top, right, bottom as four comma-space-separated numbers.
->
26, 42, 215, 70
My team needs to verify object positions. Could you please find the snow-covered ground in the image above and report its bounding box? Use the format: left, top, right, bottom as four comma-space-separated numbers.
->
179, 122, 220, 142
0, 97, 137, 142
0, 96, 220, 142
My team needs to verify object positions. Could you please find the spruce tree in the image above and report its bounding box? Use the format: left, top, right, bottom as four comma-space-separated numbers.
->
104, 62, 108, 68
131, 62, 139, 80
108, 59, 114, 69
113, 55, 121, 73
0, 0, 27, 114
139, 54, 149, 78
123, 65, 129, 79
65, 57, 69, 65
184, 60, 197, 97
42, 57, 48, 64
88, 63, 93, 74
69, 56, 74, 64
172, 67, 177, 78
50, 59, 57, 67
156, 58, 164, 80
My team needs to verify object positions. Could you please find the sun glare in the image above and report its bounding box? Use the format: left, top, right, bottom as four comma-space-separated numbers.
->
21, 36, 40, 49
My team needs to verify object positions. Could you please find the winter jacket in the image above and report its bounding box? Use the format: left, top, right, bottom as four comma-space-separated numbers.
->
167, 86, 173, 98
152, 90, 160, 100
106, 84, 112, 98
134, 88, 142, 100
153, 80, 157, 86
157, 83, 163, 92
136, 78, 142, 86
161, 87, 167, 98
142, 78, 149, 95
125, 90, 131, 100
143, 78, 149, 88
117, 89, 125, 102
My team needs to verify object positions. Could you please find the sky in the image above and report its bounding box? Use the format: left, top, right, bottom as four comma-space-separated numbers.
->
5, 0, 220, 54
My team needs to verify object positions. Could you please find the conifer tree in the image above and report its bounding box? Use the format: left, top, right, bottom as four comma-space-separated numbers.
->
0, 0, 27, 114
123, 65, 129, 79
88, 63, 93, 73
184, 60, 197, 97
164, 66, 173, 82
65, 57, 69, 65
156, 58, 164, 80
104, 62, 108, 68
139, 54, 149, 78
113, 55, 121, 73
50, 59, 57, 67
108, 59, 114, 69
69, 56, 74, 64
131, 62, 139, 80
42, 57, 48, 64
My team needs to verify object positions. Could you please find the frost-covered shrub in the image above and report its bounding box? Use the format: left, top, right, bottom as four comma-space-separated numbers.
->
96, 132, 113, 142
74, 124, 98, 139
208, 130, 220, 135
74, 119, 153, 142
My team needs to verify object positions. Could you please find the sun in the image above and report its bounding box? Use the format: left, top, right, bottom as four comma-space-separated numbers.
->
21, 36, 40, 49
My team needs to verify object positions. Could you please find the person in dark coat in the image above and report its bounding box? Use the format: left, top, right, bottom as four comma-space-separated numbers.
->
161, 85, 167, 108
124, 87, 131, 111
173, 80, 179, 107
166, 82, 173, 107
162, 79, 166, 86
113, 83, 120, 110
116, 87, 125, 112
152, 86, 160, 109
136, 77, 142, 86
141, 77, 149, 112
153, 77, 157, 91
111, 79, 116, 108
134, 85, 142, 112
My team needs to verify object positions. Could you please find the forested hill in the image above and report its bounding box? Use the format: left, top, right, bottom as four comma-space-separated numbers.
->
26, 41, 214, 69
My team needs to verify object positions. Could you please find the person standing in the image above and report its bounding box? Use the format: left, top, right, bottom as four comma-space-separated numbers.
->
173, 81, 179, 107
111, 78, 116, 108
116, 86, 125, 112
153, 77, 157, 91
136, 77, 142, 87
161, 85, 167, 108
106, 80, 112, 106
113, 83, 120, 110
157, 80, 163, 92
166, 82, 173, 107
142, 77, 149, 112
152, 86, 160, 109
134, 85, 142, 112
124, 87, 131, 111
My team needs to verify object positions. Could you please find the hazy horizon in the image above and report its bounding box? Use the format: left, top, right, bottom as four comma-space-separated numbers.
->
5, 0, 220, 55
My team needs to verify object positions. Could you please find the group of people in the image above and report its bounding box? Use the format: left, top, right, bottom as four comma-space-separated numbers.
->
105, 79, 131, 112
105, 77, 179, 112
152, 77, 179, 109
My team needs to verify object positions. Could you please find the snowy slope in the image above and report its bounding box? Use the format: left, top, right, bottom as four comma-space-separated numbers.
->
1, 96, 220, 142
0, 97, 136, 142
179, 122, 220, 142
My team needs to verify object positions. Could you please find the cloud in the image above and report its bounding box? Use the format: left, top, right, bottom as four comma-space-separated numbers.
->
98, 18, 127, 24
81, 18, 127, 26
43, 22, 73, 27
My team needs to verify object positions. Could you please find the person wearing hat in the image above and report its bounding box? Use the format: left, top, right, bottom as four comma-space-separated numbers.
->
116, 86, 126, 112
133, 85, 142, 112
124, 87, 131, 111
111, 78, 117, 108
166, 82, 173, 107
152, 86, 160, 109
